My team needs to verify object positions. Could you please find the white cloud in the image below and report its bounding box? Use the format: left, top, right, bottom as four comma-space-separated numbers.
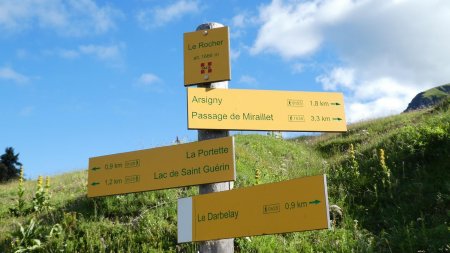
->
252, 0, 450, 121
16, 49, 28, 59
135, 73, 163, 92
137, 73, 161, 85
239, 75, 258, 87
347, 94, 415, 123
137, 0, 200, 29
79, 44, 122, 61
291, 63, 305, 74
0, 67, 29, 83
0, 0, 122, 36
231, 13, 258, 29
232, 14, 246, 28
19, 106, 35, 117
51, 44, 125, 64
59, 49, 80, 59
317, 67, 355, 90
229, 12, 260, 39
251, 0, 355, 58
320, 74, 420, 122
230, 48, 241, 61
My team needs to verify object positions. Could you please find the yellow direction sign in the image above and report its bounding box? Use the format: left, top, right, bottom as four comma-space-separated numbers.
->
178, 174, 330, 242
184, 26, 231, 86
187, 88, 347, 132
88, 137, 235, 197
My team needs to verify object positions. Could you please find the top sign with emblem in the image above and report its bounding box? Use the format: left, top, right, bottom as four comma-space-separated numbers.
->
184, 26, 231, 86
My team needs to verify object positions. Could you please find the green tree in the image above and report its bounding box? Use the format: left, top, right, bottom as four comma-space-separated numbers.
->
0, 163, 7, 182
0, 147, 22, 182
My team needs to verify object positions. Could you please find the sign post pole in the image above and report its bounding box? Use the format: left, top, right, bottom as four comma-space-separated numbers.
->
195, 22, 234, 253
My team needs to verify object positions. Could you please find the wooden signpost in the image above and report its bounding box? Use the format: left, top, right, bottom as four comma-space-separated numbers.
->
178, 175, 330, 243
184, 26, 231, 86
191, 23, 234, 253
87, 137, 235, 197
87, 21, 346, 253
187, 87, 347, 132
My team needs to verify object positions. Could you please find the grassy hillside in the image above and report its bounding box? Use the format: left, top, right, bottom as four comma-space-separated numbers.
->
1, 99, 449, 252
422, 84, 450, 99
299, 97, 450, 252
405, 83, 450, 112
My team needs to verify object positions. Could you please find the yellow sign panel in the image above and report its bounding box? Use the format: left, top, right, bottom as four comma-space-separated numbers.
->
88, 137, 235, 197
187, 88, 347, 132
184, 26, 231, 86
178, 175, 330, 242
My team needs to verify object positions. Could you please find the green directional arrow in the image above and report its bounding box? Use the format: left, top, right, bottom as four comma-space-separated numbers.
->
309, 200, 321, 205
91, 182, 100, 186
333, 117, 343, 121
330, 102, 341, 106
91, 167, 100, 171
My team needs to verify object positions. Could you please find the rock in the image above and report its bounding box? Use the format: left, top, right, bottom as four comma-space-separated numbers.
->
329, 204, 343, 227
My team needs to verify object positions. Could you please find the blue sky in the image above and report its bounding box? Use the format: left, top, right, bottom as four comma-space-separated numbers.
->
1, 0, 449, 179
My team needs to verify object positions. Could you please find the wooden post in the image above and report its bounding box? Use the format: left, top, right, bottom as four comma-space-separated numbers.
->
196, 22, 234, 253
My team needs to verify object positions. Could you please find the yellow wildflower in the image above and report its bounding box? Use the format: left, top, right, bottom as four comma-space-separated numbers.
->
19, 166, 24, 184
45, 177, 50, 187
37, 175, 43, 189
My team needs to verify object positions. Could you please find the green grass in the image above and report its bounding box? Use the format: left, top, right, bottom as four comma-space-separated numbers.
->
1, 101, 449, 252
295, 100, 450, 252
422, 83, 449, 99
